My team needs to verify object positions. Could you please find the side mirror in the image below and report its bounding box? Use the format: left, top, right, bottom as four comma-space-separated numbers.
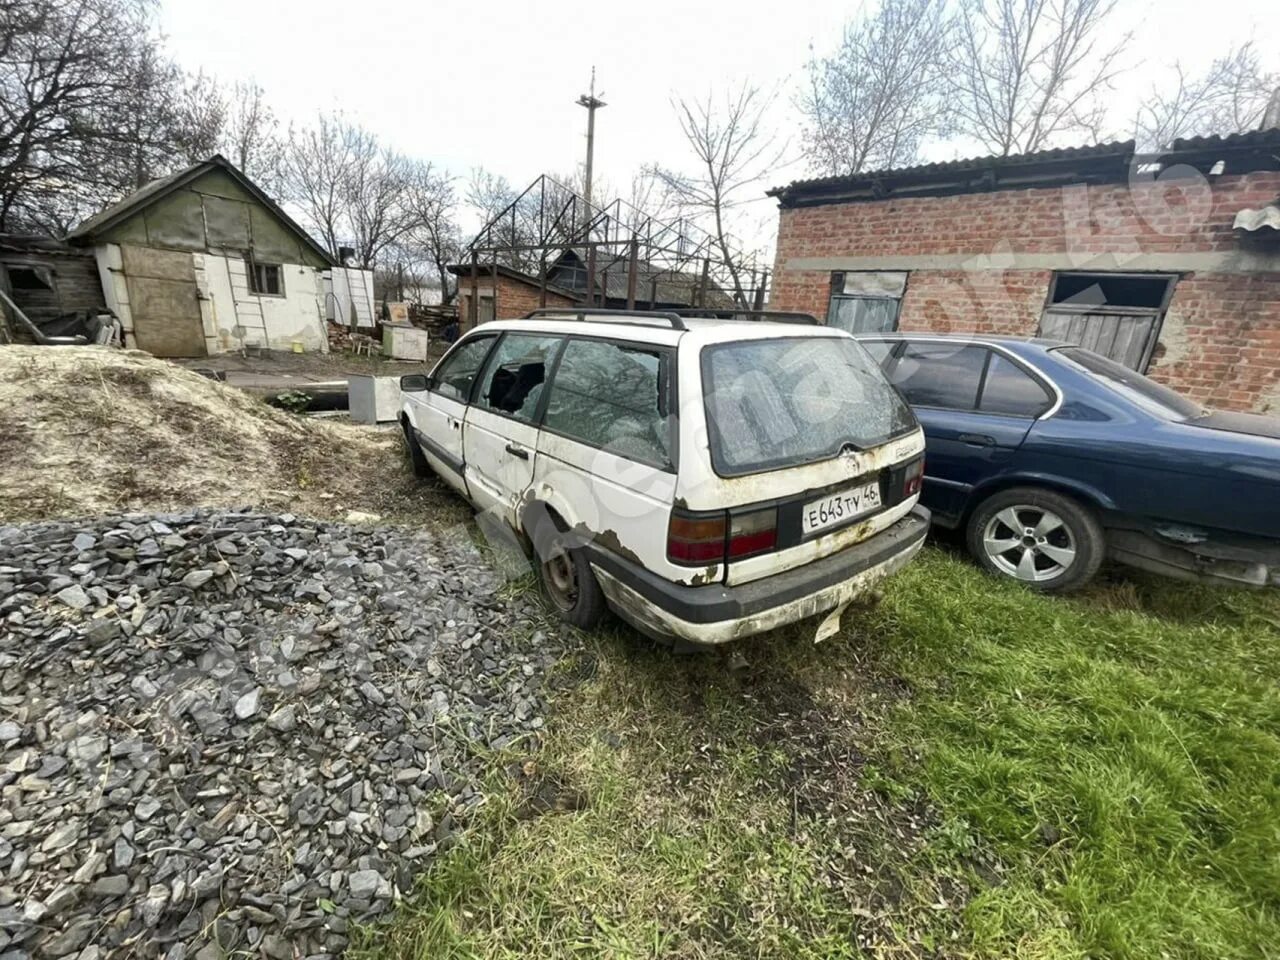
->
400, 374, 428, 392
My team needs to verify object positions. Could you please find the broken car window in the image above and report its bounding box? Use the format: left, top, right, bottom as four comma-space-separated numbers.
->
702, 336, 916, 477
474, 334, 562, 423
543, 338, 673, 469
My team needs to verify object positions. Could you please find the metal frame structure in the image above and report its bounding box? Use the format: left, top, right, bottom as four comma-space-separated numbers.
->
461, 174, 770, 329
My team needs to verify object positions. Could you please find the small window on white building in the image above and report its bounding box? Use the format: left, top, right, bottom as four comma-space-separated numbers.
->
247, 261, 284, 296
828, 271, 908, 335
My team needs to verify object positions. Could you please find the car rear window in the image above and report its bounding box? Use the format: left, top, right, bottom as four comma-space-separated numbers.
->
1056, 347, 1203, 420
701, 336, 917, 477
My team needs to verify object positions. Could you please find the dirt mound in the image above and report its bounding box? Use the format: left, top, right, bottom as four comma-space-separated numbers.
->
0, 346, 438, 524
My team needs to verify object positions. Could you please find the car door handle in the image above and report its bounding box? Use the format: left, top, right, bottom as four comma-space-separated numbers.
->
505, 442, 530, 460
449, 417, 461, 430
959, 433, 996, 447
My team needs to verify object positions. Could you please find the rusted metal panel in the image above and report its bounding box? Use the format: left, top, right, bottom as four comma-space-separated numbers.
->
120, 245, 205, 357
121, 244, 196, 282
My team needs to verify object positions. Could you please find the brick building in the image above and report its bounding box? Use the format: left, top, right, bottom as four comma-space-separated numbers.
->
450, 250, 731, 331
450, 264, 578, 330
767, 130, 1280, 413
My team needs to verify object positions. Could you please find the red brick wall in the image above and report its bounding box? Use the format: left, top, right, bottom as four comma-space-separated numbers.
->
770, 171, 1280, 413
457, 275, 577, 332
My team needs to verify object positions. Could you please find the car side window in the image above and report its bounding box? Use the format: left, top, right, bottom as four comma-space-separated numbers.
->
473, 334, 562, 423
542, 338, 673, 469
889, 342, 987, 410
431, 336, 495, 403
979, 354, 1053, 417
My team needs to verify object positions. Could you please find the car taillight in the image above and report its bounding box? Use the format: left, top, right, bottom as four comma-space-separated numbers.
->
903, 457, 924, 497
728, 507, 778, 559
667, 510, 727, 564
667, 507, 779, 566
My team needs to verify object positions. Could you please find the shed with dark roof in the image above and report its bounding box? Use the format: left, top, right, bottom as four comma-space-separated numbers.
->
68, 155, 335, 357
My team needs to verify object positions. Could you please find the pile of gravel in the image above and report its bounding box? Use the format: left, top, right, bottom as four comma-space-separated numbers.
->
0, 510, 562, 959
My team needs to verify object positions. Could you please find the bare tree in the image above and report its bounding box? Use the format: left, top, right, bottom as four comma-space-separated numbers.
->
0, 0, 154, 230
950, 0, 1129, 156
650, 84, 782, 305
800, 0, 953, 176
280, 114, 358, 258
1134, 42, 1279, 150
222, 81, 283, 190
465, 168, 542, 270
341, 128, 411, 270
402, 161, 460, 304
466, 168, 518, 226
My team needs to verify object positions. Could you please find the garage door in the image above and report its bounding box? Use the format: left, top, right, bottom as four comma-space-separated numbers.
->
121, 245, 207, 357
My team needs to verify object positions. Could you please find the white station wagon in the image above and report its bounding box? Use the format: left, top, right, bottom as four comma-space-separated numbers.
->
399, 309, 930, 646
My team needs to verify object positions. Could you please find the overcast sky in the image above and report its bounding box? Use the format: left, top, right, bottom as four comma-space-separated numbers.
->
158, 0, 1278, 254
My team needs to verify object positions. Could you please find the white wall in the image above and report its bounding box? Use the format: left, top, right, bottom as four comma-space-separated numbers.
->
324, 267, 376, 328
93, 244, 135, 348
197, 251, 329, 354
93, 243, 329, 354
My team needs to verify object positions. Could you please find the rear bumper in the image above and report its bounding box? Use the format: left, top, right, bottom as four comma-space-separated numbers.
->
587, 505, 930, 645
1108, 528, 1280, 588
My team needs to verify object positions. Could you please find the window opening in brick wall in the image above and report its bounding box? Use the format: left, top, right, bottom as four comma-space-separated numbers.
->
1038, 272, 1177, 372
827, 270, 907, 335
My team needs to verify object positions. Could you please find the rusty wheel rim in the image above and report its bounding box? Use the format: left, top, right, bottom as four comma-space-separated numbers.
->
542, 542, 578, 612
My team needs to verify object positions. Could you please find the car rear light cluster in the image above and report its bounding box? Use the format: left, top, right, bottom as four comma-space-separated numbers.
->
667, 507, 778, 566
903, 457, 925, 498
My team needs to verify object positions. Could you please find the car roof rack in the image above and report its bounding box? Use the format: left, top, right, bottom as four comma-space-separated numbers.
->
673, 309, 820, 325
521, 308, 686, 331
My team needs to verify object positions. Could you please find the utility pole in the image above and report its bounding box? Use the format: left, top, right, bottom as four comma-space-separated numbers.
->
576, 67, 606, 234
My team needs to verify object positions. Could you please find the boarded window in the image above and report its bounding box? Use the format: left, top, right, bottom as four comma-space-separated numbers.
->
247, 261, 283, 296
1038, 273, 1176, 371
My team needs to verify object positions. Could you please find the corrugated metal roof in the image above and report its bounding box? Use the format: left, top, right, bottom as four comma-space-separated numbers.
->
1169, 127, 1280, 152
1234, 205, 1280, 232
767, 141, 1135, 203
768, 128, 1280, 207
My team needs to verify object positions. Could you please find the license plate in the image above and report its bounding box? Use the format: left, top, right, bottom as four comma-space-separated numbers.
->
801, 481, 881, 537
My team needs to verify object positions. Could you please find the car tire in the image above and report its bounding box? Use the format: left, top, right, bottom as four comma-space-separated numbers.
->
966, 487, 1104, 593
530, 513, 608, 629
401, 418, 431, 480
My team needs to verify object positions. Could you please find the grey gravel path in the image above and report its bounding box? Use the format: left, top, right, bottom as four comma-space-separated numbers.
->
0, 510, 561, 959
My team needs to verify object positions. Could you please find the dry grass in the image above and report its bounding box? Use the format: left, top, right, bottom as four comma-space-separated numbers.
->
0, 345, 467, 527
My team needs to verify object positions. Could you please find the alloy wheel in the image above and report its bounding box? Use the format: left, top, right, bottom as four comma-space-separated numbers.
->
981, 505, 1077, 582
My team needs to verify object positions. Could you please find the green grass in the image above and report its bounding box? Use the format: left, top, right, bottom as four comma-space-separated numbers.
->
354, 548, 1280, 960
876, 551, 1280, 959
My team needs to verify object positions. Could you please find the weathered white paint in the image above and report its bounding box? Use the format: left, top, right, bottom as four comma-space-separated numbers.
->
93, 244, 135, 347
92, 243, 329, 354
324, 266, 376, 328
402, 315, 931, 645
202, 251, 328, 353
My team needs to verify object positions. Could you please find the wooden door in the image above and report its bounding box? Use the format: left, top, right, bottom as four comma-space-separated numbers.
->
121, 244, 207, 357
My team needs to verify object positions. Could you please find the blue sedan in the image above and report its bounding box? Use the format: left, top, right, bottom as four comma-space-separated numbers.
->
855, 334, 1280, 591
